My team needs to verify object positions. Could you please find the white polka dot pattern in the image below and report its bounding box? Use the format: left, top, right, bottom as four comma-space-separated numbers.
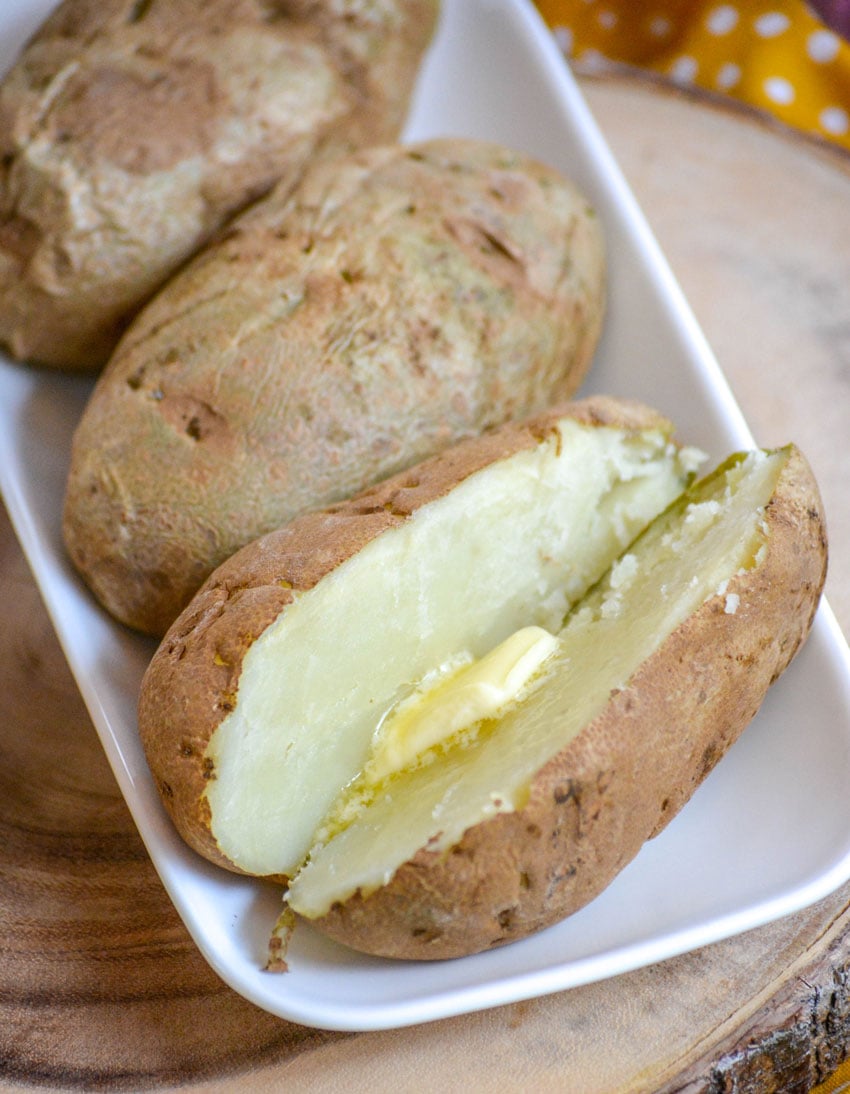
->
820, 103, 850, 131
537, 0, 850, 151
755, 12, 791, 37
670, 54, 699, 81
808, 29, 841, 62
707, 6, 740, 35
716, 61, 743, 88
764, 74, 796, 102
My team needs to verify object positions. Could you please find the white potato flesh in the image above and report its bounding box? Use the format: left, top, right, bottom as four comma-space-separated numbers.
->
287, 449, 784, 918
205, 418, 701, 876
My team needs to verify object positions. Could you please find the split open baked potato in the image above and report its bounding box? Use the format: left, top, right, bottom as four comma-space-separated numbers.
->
137, 395, 826, 960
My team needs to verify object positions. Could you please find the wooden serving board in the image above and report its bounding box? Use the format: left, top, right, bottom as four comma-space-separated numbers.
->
2, 78, 850, 1092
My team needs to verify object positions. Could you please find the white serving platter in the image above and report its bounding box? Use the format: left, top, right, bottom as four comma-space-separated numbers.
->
3, 0, 850, 1033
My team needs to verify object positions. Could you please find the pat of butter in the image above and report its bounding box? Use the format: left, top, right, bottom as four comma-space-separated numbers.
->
368, 626, 559, 782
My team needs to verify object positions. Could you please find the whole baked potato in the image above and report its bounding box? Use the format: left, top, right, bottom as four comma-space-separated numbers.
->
63, 137, 607, 636
137, 396, 826, 962
0, 0, 439, 369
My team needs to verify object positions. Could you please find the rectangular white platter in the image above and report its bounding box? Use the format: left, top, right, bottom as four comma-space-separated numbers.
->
3, 0, 850, 1033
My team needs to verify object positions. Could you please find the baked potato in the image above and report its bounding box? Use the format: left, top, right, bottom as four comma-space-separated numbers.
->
63, 137, 607, 636
0, 0, 439, 370
138, 396, 705, 877
137, 396, 826, 962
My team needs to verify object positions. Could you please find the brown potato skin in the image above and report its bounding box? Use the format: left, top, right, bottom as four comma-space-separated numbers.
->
0, 0, 439, 370
64, 138, 606, 636
138, 398, 667, 875
308, 445, 827, 960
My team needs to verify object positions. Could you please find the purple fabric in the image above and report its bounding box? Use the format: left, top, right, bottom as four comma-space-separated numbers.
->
808, 0, 850, 39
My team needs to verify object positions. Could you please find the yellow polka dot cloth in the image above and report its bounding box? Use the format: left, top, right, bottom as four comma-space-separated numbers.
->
535, 1, 850, 151
814, 1060, 850, 1092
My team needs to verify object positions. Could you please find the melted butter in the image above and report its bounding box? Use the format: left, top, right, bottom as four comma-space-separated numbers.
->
367, 626, 559, 783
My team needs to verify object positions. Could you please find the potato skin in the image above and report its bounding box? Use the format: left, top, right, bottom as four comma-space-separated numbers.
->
307, 445, 828, 960
64, 138, 606, 636
0, 0, 439, 369
138, 398, 666, 874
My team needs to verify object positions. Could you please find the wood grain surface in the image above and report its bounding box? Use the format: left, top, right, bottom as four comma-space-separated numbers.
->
2, 78, 850, 1093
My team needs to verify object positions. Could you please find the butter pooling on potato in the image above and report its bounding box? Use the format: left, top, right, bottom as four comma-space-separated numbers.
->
63, 137, 607, 636
138, 396, 826, 963
0, 0, 440, 370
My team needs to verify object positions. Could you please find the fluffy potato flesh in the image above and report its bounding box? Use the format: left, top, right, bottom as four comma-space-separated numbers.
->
204, 417, 700, 877
284, 448, 787, 921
